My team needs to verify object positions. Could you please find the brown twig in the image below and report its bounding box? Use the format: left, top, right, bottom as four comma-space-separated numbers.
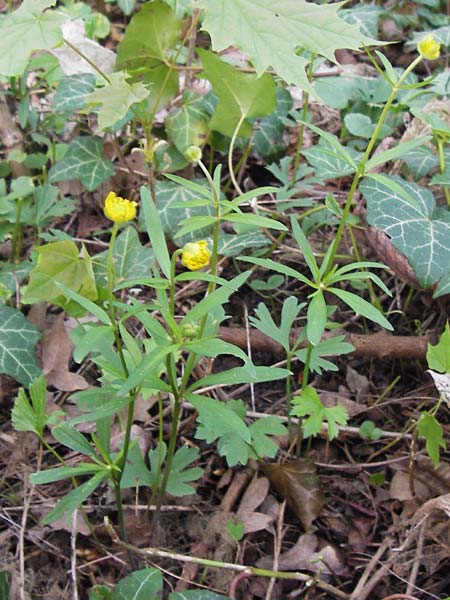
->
219, 327, 431, 361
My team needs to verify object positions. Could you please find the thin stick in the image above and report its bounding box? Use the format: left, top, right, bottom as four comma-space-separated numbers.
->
71, 510, 79, 600
105, 518, 349, 600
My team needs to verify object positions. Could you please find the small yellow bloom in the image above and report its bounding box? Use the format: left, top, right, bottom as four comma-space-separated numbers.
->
181, 240, 210, 271
418, 34, 441, 60
104, 191, 137, 224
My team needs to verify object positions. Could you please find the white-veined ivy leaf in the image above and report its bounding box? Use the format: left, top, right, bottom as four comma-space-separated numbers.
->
93, 226, 154, 286
253, 87, 293, 160
48, 137, 114, 191
402, 146, 440, 180
165, 90, 210, 153
217, 230, 269, 257
197, 48, 276, 138
170, 591, 232, 600
52, 74, 96, 112
85, 71, 150, 130
0, 0, 64, 77
303, 137, 362, 179
139, 179, 214, 246
339, 4, 382, 38
0, 305, 42, 386
116, 0, 180, 111
360, 175, 450, 288
111, 568, 163, 600
434, 271, 450, 298
198, 0, 377, 96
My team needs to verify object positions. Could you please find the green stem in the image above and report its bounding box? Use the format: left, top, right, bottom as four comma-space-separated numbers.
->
292, 56, 315, 181
63, 38, 111, 84
436, 136, 450, 206
322, 55, 423, 276
12, 197, 23, 262
228, 114, 246, 195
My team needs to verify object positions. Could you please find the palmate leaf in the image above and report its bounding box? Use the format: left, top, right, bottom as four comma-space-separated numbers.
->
0, 306, 42, 386
197, 49, 276, 138
360, 175, 450, 289
48, 137, 114, 191
198, 0, 377, 96
0, 0, 64, 77
85, 71, 150, 130
116, 0, 180, 111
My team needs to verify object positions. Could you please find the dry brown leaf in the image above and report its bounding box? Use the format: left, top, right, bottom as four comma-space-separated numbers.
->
41, 314, 88, 392
262, 459, 325, 531
236, 476, 274, 534
347, 517, 372, 553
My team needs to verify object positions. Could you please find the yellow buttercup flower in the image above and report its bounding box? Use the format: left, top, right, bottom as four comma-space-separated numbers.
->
104, 191, 137, 224
181, 240, 210, 271
418, 34, 441, 60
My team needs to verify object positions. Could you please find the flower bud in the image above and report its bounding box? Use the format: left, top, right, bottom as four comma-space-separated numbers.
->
418, 34, 440, 60
104, 191, 137, 223
181, 240, 210, 271
185, 145, 202, 163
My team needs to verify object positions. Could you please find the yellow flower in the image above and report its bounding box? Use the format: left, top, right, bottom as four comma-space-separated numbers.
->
181, 240, 210, 271
418, 34, 441, 60
104, 191, 137, 223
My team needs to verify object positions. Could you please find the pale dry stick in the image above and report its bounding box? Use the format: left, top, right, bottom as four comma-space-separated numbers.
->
406, 522, 425, 597
265, 501, 286, 600
381, 595, 421, 600
104, 518, 350, 600
349, 537, 392, 600
71, 510, 79, 600
18, 480, 32, 600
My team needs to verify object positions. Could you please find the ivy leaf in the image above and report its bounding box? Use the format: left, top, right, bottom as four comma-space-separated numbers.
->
303, 137, 362, 179
197, 49, 276, 138
48, 136, 114, 191
0, 306, 42, 386
360, 175, 450, 289
117, 0, 180, 111
0, 0, 64, 77
291, 386, 348, 440
85, 72, 150, 130
52, 74, 96, 112
418, 411, 446, 467
111, 569, 162, 600
427, 322, 450, 373
93, 226, 154, 286
165, 90, 210, 153
198, 0, 377, 96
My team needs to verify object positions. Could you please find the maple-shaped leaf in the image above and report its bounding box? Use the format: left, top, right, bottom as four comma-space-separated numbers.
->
0, 0, 64, 77
197, 49, 276, 138
197, 0, 377, 95
85, 71, 150, 130
292, 386, 348, 440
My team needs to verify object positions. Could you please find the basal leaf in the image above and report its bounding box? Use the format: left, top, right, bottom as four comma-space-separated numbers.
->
0, 306, 42, 386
